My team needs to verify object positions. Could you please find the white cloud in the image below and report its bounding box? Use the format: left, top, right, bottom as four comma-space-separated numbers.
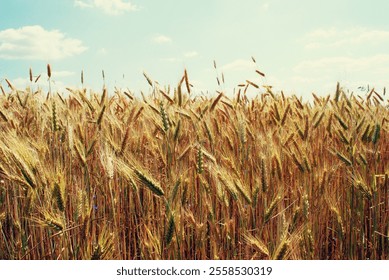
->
7, 77, 30, 90
153, 35, 171, 44
74, 0, 92, 8
0, 25, 87, 60
290, 27, 389, 98
284, 54, 389, 98
74, 0, 138, 15
304, 27, 389, 49
7, 76, 69, 93
184, 51, 198, 58
220, 59, 255, 71
294, 54, 389, 75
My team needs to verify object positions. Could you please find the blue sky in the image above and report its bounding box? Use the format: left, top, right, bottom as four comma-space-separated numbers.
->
1, 0, 389, 100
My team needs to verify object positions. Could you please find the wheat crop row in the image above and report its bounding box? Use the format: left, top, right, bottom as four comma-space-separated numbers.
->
0, 69, 388, 260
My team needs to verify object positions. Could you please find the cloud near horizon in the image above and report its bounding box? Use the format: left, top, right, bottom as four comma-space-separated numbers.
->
294, 54, 389, 76
304, 27, 389, 49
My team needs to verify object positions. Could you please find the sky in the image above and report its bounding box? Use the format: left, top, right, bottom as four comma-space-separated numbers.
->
1, 0, 389, 100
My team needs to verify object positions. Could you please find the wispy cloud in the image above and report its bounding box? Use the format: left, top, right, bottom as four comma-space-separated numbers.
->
9, 76, 69, 93
153, 35, 172, 44
0, 25, 87, 60
220, 59, 254, 71
74, 0, 138, 15
304, 27, 389, 49
74, 0, 92, 8
184, 51, 198, 58
262, 3, 270, 11
295, 27, 389, 96
285, 54, 389, 97
294, 54, 389, 75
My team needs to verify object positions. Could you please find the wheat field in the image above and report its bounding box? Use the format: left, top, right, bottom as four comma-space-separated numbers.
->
0, 67, 388, 260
